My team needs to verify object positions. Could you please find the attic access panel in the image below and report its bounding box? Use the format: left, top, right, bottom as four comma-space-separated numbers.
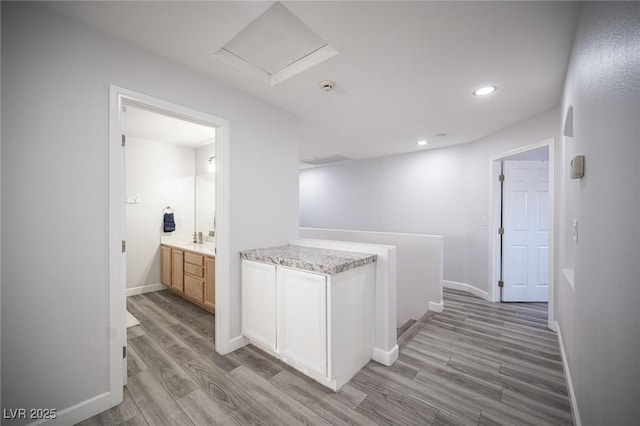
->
214, 2, 337, 86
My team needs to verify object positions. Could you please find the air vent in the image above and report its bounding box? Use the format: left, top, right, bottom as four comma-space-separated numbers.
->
302, 154, 351, 166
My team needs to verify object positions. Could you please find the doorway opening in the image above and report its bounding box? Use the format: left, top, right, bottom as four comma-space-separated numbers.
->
108, 86, 230, 407
489, 139, 555, 329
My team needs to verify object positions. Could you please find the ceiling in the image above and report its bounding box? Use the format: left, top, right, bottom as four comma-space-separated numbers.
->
125, 105, 215, 148
46, 1, 580, 162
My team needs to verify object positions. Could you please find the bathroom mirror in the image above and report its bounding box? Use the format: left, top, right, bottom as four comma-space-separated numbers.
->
195, 173, 215, 239
194, 142, 215, 241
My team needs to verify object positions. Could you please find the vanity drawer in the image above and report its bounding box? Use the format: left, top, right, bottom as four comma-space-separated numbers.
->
185, 252, 204, 266
184, 275, 204, 302
184, 262, 204, 278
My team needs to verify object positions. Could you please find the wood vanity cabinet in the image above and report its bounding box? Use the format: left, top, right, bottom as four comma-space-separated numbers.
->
171, 249, 184, 293
204, 256, 215, 312
161, 246, 172, 286
184, 251, 204, 303
161, 245, 215, 313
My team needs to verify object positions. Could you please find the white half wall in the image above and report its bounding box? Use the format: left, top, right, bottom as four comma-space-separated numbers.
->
300, 227, 443, 326
1, 3, 299, 423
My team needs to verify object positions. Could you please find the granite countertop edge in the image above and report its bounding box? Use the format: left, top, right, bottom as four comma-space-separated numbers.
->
240, 245, 377, 275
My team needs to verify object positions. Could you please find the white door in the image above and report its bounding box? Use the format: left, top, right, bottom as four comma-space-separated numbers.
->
241, 260, 277, 351
277, 267, 327, 377
502, 160, 549, 302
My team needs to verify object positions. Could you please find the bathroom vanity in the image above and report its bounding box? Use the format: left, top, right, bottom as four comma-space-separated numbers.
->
161, 240, 215, 313
240, 245, 376, 391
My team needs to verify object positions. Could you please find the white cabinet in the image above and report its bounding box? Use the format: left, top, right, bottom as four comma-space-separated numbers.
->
277, 267, 327, 377
241, 260, 277, 351
241, 258, 373, 391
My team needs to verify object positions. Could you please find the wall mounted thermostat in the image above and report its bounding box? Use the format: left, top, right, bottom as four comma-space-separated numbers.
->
570, 155, 585, 179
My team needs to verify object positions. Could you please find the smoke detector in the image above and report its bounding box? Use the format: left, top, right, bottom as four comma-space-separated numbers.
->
319, 80, 335, 92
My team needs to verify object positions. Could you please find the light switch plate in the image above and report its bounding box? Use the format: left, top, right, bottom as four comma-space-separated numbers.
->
572, 219, 579, 243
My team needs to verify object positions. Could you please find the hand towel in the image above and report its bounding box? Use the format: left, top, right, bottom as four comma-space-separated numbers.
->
163, 212, 176, 232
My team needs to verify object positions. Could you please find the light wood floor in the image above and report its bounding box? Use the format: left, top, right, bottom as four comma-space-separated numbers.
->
79, 288, 573, 425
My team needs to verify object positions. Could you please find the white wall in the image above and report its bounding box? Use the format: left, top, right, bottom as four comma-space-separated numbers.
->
1, 2, 299, 423
556, 3, 640, 424
300, 228, 444, 326
300, 108, 558, 296
125, 137, 195, 291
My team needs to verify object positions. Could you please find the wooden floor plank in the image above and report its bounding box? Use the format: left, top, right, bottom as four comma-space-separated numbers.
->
167, 322, 239, 373
146, 291, 214, 340
180, 357, 284, 425
414, 370, 555, 426
356, 363, 480, 425
228, 365, 331, 425
446, 358, 570, 411
329, 383, 367, 410
500, 388, 573, 425
126, 370, 194, 426
119, 414, 149, 426
128, 334, 199, 400
126, 344, 148, 378
176, 389, 239, 426
226, 344, 286, 381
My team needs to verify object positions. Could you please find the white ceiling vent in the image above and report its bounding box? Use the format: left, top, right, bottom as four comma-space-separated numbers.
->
302, 154, 351, 166
214, 2, 337, 86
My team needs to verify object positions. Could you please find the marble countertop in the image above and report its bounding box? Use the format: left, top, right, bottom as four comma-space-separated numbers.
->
161, 236, 215, 256
240, 244, 376, 275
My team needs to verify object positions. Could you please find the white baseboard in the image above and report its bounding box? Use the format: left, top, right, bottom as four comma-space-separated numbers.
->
126, 283, 166, 297
226, 335, 249, 353
29, 391, 111, 426
554, 321, 581, 426
428, 300, 444, 312
372, 344, 399, 366
443, 280, 490, 301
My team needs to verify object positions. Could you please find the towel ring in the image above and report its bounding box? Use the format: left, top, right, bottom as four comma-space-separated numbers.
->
163, 206, 174, 214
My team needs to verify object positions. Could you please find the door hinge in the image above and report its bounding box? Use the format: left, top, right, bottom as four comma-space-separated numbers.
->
123, 346, 127, 359
498, 227, 504, 235
122, 240, 126, 253
498, 280, 504, 288
122, 134, 126, 147
499, 173, 505, 182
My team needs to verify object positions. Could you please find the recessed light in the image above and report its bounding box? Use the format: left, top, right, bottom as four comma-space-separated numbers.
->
417, 140, 429, 146
473, 85, 497, 96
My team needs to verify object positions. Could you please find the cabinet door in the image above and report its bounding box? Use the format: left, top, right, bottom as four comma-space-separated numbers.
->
161, 246, 172, 286
277, 267, 327, 377
204, 257, 215, 312
184, 275, 204, 302
241, 260, 277, 351
171, 249, 184, 293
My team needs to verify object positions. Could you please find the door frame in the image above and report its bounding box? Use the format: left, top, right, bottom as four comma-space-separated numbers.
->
108, 85, 231, 406
488, 138, 555, 329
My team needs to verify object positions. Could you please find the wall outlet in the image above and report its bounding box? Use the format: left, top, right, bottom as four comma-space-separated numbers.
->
481, 216, 488, 227
572, 219, 579, 243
